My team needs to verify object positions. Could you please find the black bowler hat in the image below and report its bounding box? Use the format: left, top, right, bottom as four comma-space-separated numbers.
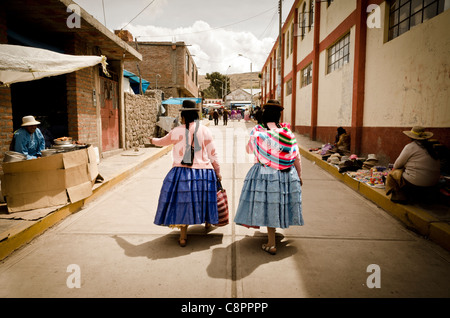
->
179, 99, 198, 111
263, 99, 284, 110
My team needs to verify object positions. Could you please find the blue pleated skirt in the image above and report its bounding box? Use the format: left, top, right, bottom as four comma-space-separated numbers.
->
154, 167, 219, 226
234, 164, 303, 229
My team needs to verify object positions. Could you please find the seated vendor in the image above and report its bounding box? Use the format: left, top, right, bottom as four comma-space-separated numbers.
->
335, 127, 351, 155
322, 127, 351, 159
13, 115, 45, 160
385, 126, 440, 203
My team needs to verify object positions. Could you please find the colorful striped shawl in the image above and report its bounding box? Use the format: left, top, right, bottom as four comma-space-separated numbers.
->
249, 123, 299, 170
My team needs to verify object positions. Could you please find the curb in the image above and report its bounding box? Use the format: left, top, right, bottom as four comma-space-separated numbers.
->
0, 145, 173, 261
299, 146, 450, 252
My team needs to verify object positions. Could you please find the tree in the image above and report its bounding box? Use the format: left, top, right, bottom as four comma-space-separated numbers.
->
204, 72, 230, 100
202, 86, 218, 99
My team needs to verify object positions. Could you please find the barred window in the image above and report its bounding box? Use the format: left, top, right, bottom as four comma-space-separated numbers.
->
388, 0, 448, 40
286, 79, 292, 96
300, 3, 306, 39
301, 63, 313, 87
286, 30, 290, 58
309, 0, 314, 32
327, 33, 350, 74
290, 24, 294, 54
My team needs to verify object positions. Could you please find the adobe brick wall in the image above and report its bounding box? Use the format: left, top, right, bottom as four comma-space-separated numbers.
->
123, 42, 198, 98
65, 35, 99, 147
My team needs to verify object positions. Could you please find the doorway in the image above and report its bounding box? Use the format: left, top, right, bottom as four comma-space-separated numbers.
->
99, 72, 119, 152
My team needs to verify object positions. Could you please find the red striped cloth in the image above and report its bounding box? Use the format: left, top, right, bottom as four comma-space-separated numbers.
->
216, 183, 229, 226
249, 123, 298, 170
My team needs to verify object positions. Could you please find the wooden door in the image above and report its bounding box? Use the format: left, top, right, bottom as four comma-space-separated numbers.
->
100, 77, 119, 152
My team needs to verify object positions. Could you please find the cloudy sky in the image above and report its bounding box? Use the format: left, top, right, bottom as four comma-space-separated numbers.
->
74, 0, 295, 75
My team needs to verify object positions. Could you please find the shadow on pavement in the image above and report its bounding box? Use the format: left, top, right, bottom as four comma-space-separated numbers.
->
112, 232, 224, 260
207, 232, 298, 281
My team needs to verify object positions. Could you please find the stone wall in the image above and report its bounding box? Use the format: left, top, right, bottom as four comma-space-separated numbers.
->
164, 104, 202, 121
124, 90, 162, 148
165, 104, 180, 119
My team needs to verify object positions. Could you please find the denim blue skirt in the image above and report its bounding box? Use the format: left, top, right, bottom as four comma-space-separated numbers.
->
154, 167, 219, 226
234, 164, 303, 229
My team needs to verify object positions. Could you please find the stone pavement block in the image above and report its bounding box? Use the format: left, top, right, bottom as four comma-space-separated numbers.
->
0, 233, 232, 298
235, 237, 450, 298
0, 121, 449, 299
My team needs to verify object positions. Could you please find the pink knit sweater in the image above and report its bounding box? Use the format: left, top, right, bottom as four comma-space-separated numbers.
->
151, 122, 221, 174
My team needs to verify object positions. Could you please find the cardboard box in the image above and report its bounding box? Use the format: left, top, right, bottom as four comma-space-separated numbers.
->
1, 146, 98, 212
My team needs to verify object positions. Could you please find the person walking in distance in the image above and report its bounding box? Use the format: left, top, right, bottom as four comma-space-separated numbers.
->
213, 109, 219, 126
222, 108, 228, 126
234, 100, 304, 255
150, 100, 222, 247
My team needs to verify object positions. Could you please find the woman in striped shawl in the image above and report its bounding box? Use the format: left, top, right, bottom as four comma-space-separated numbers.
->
234, 100, 304, 255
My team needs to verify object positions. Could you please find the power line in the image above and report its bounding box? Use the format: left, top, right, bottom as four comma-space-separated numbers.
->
120, 0, 157, 31
136, 5, 277, 39
258, 7, 278, 39
102, 0, 107, 27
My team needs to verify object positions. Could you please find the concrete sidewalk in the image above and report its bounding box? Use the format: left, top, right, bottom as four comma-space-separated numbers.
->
0, 120, 449, 299
0, 124, 449, 262
0, 144, 172, 261
294, 133, 450, 252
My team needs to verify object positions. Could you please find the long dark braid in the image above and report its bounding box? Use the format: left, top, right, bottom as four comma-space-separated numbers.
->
180, 111, 200, 165
181, 110, 199, 131
415, 139, 439, 160
261, 106, 282, 129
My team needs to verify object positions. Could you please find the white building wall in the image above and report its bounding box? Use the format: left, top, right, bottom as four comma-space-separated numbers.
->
283, 84, 292, 124
296, 0, 314, 63
296, 71, 312, 126
316, 26, 355, 127
320, 0, 356, 42
284, 21, 294, 77
364, 3, 450, 128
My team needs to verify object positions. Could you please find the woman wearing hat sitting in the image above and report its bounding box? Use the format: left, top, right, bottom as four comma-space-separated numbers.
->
234, 99, 304, 255
13, 115, 45, 160
386, 126, 440, 203
150, 100, 222, 247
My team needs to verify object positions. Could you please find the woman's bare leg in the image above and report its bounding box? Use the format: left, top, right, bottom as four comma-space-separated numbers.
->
262, 227, 277, 254
267, 227, 276, 247
179, 225, 188, 247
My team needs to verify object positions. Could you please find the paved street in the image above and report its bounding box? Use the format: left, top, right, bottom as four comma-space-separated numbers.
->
0, 121, 449, 299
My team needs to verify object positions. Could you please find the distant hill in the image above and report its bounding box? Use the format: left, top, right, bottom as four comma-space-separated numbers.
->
199, 72, 260, 92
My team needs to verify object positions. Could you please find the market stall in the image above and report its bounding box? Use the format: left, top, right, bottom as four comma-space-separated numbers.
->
0, 44, 107, 212
0, 44, 108, 86
311, 146, 391, 189
1, 143, 98, 212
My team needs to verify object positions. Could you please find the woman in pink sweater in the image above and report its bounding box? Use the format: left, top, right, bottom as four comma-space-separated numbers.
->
150, 100, 222, 247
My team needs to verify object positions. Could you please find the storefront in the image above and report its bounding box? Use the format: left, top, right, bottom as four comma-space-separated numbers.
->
0, 0, 142, 163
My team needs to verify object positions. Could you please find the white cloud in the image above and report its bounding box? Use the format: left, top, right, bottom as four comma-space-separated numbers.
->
74, 0, 293, 75
124, 21, 277, 75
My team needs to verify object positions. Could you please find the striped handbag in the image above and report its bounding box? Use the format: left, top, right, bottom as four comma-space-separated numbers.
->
216, 180, 229, 226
